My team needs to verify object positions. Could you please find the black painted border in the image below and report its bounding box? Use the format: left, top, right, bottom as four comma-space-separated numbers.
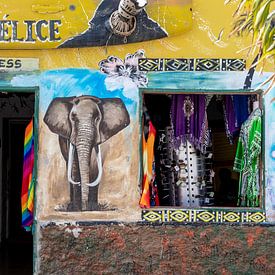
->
141, 209, 266, 224
138, 58, 246, 72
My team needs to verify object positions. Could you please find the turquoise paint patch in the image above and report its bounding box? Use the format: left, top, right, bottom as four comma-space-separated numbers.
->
270, 145, 275, 160
11, 69, 138, 116
265, 87, 275, 174
147, 71, 273, 91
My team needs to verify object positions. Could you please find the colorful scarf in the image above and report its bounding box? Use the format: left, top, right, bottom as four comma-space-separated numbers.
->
140, 121, 159, 208
21, 119, 35, 231
171, 94, 210, 153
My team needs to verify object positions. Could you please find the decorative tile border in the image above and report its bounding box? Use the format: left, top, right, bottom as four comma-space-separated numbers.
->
142, 209, 266, 223
138, 58, 246, 72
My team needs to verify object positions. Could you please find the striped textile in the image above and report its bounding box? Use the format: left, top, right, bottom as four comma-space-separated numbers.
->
21, 119, 35, 231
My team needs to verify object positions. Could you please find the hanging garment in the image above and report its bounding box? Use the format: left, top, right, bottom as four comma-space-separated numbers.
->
171, 95, 210, 153
223, 95, 239, 143
232, 95, 250, 128
155, 127, 176, 206
150, 177, 160, 207
233, 108, 262, 207
140, 121, 159, 208
21, 119, 35, 231
174, 140, 215, 208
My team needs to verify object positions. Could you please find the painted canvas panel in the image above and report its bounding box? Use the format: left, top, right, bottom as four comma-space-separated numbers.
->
0, 0, 192, 49
43, 96, 130, 211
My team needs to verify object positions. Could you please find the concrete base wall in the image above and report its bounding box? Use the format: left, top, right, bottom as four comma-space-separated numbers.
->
38, 223, 275, 274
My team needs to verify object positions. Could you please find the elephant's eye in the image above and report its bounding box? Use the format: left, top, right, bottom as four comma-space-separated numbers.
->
95, 116, 100, 123
71, 112, 77, 121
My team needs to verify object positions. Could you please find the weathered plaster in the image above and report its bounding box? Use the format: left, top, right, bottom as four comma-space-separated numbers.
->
37, 223, 275, 274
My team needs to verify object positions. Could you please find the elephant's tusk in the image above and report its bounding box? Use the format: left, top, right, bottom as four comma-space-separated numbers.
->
86, 145, 103, 187
68, 142, 81, 185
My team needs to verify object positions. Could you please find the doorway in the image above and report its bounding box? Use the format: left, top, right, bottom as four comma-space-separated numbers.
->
0, 91, 35, 275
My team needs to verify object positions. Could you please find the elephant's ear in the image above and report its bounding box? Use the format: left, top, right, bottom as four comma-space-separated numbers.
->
99, 98, 130, 143
43, 97, 75, 139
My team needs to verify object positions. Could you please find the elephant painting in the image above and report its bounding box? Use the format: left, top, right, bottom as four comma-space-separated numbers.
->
43, 95, 130, 211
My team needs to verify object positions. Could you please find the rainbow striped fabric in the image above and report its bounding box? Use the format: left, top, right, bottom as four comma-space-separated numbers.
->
21, 119, 35, 231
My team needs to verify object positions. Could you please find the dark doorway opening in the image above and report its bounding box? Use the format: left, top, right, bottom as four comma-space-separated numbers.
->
0, 92, 35, 275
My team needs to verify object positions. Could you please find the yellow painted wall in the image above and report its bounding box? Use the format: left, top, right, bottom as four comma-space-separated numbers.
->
0, 0, 273, 71
0, 0, 192, 49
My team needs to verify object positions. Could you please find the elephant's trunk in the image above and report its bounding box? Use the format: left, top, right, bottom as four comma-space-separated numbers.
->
67, 143, 80, 185
75, 121, 96, 210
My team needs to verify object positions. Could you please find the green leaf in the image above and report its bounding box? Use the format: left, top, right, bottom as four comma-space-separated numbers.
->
266, 41, 275, 53
254, 0, 272, 29
230, 0, 275, 69
234, 0, 251, 16
266, 10, 275, 20
253, 49, 275, 67
262, 23, 275, 51
252, 0, 264, 15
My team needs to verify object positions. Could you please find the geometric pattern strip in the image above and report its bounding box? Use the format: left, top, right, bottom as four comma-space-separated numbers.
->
142, 209, 266, 223
138, 58, 246, 72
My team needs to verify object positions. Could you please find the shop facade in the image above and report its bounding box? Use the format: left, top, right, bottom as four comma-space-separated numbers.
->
0, 0, 274, 274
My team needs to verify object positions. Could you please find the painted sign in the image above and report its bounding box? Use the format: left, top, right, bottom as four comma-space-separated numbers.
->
0, 0, 192, 49
0, 58, 39, 72
0, 20, 61, 43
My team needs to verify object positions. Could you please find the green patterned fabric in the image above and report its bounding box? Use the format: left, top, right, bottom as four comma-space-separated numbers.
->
233, 108, 262, 207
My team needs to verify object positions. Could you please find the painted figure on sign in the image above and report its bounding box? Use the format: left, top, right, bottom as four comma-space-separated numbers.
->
59, 0, 167, 47
44, 95, 130, 211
